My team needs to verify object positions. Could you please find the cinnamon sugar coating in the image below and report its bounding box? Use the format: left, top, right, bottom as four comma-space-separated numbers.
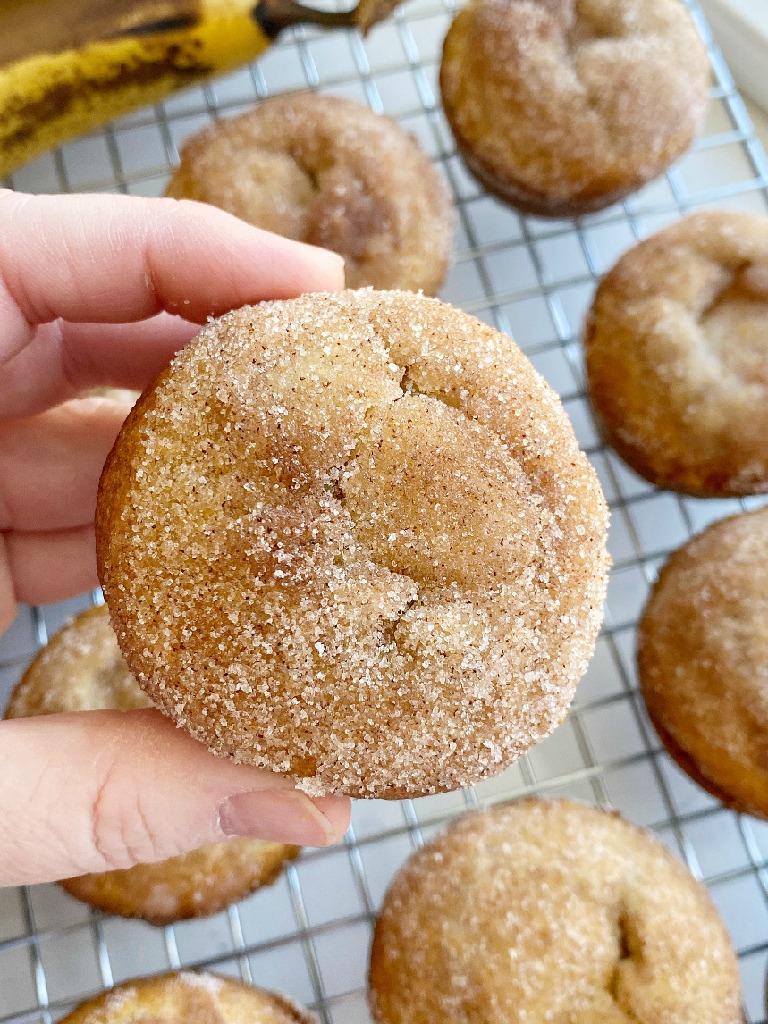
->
59, 972, 315, 1024
440, 0, 710, 218
166, 93, 453, 294
58, 840, 297, 926
585, 211, 768, 496
6, 606, 147, 717
5, 606, 298, 924
638, 507, 768, 820
369, 800, 742, 1024
96, 290, 608, 799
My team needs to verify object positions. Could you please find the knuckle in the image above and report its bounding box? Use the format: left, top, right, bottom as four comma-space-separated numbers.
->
87, 754, 166, 871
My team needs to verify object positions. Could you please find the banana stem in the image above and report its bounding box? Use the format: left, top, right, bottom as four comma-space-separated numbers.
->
256, 0, 399, 37
258, 0, 352, 31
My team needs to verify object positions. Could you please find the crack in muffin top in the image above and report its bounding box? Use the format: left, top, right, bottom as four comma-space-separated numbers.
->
97, 290, 608, 798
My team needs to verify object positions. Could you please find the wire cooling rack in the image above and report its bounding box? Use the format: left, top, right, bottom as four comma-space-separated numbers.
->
2, 1, 768, 1021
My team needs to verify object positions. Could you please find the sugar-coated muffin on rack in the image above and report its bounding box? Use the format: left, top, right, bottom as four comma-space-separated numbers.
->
440, 0, 710, 218
369, 800, 742, 1024
638, 506, 768, 821
59, 972, 316, 1024
5, 606, 298, 924
166, 93, 453, 294
585, 210, 768, 495
96, 290, 609, 800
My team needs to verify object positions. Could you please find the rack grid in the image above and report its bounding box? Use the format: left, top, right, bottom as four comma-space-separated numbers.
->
1, 1, 768, 1020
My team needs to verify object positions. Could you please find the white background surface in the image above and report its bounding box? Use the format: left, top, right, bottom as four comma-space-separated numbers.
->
747, 99, 768, 148
1, 1, 768, 1022
699, 0, 768, 113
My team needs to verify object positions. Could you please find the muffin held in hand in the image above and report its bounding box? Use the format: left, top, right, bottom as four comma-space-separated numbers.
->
166, 93, 453, 293
59, 972, 316, 1024
369, 800, 742, 1024
440, 0, 710, 217
96, 290, 608, 800
585, 210, 768, 496
638, 506, 768, 821
5, 606, 298, 925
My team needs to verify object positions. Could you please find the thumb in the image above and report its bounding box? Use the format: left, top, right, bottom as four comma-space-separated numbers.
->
0, 709, 350, 887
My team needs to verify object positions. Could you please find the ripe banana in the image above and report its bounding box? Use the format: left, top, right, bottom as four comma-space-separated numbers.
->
0, 0, 401, 180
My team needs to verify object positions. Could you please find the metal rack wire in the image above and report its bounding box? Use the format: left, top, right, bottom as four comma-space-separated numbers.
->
1, 1, 768, 1020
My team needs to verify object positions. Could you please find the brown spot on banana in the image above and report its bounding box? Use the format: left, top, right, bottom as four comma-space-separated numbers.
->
3, 40, 212, 154
0, 5, 268, 180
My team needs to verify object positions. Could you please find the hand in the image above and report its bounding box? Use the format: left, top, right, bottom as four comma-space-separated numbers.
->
0, 189, 350, 887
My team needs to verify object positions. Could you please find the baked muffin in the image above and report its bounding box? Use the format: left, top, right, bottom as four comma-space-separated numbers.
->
638, 506, 768, 820
166, 93, 453, 293
585, 210, 768, 496
369, 800, 742, 1023
440, 0, 710, 217
96, 290, 609, 800
5, 606, 298, 924
59, 972, 315, 1024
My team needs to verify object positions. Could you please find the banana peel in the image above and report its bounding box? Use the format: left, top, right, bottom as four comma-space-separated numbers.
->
0, 0, 405, 180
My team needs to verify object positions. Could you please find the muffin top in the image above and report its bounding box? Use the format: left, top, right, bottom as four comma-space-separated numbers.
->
370, 800, 742, 1024
6, 604, 147, 717
166, 93, 453, 293
585, 211, 768, 495
97, 290, 608, 798
60, 973, 314, 1024
440, 0, 709, 213
638, 506, 768, 819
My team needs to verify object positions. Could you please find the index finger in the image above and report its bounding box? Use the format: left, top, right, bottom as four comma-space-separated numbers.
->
0, 190, 344, 416
0, 190, 344, 327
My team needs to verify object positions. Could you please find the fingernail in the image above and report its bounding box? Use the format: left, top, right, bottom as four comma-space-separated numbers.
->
307, 244, 345, 283
218, 789, 335, 846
